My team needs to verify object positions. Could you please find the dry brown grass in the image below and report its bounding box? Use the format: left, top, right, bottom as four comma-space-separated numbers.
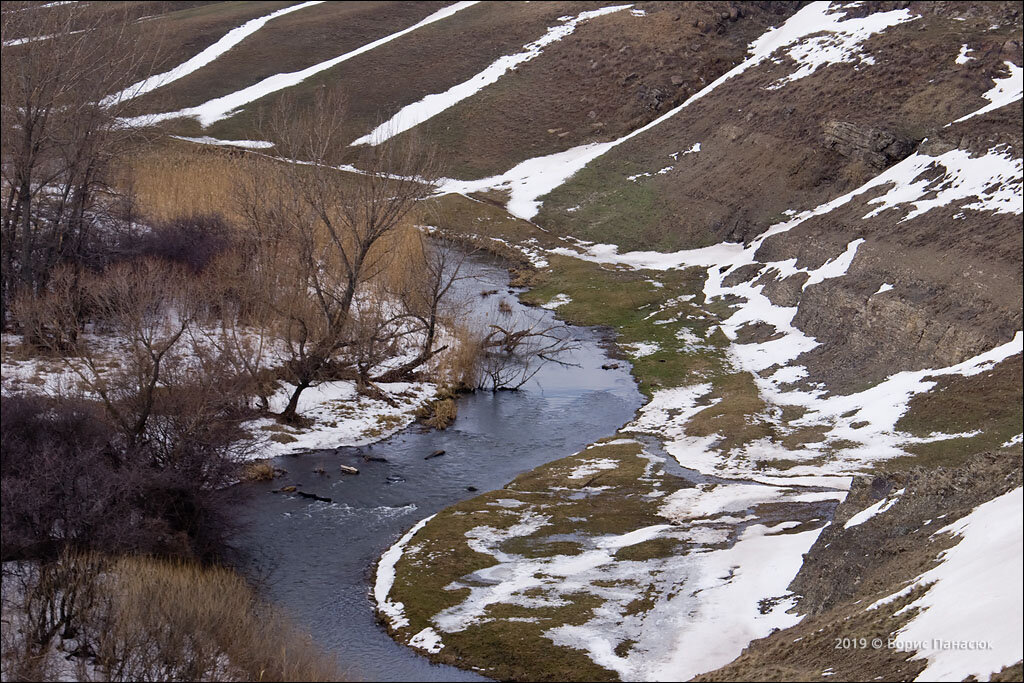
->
241, 460, 278, 482
123, 143, 248, 223
433, 324, 484, 391
124, 140, 428, 283
1, 554, 340, 682
425, 397, 458, 430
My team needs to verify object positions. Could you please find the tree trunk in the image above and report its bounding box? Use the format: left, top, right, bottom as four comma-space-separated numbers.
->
279, 380, 311, 422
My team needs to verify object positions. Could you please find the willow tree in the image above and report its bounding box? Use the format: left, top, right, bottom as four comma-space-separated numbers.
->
238, 91, 439, 421
1, 3, 163, 329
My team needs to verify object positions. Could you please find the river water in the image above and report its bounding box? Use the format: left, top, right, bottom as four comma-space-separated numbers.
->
234, 256, 643, 681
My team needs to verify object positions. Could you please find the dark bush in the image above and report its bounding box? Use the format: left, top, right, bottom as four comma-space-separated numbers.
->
127, 213, 233, 273
0, 395, 237, 563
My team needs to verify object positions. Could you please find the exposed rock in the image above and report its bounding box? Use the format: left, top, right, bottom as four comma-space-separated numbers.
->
734, 321, 784, 344
760, 271, 808, 308
792, 450, 1022, 615
822, 120, 918, 169
721, 263, 765, 287
295, 490, 333, 503
425, 449, 446, 460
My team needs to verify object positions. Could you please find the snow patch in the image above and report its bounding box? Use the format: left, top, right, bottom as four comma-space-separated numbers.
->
103, 2, 324, 105
843, 488, 904, 528
620, 342, 661, 358
951, 61, 1023, 124
126, 2, 478, 127
955, 44, 975, 65
766, 4, 918, 88
567, 458, 619, 479
408, 626, 445, 653
352, 5, 632, 145
375, 515, 437, 630
541, 293, 572, 309
883, 488, 1023, 682
171, 135, 274, 149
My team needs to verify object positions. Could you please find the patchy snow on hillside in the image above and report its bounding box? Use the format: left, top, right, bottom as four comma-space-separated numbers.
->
843, 488, 903, 528
2, 28, 85, 47
669, 143, 701, 160
872, 488, 1023, 682
102, 1, 325, 106
437, 1, 919, 219
127, 1, 479, 127
862, 147, 1023, 220
352, 4, 632, 146
766, 4, 918, 88
951, 60, 1023, 123
547, 141, 1023, 477
627, 165, 674, 182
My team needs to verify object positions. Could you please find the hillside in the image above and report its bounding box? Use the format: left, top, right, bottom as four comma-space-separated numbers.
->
2, 1, 1021, 682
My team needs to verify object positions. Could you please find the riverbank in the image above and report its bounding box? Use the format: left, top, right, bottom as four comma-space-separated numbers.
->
374, 192, 1022, 681
230, 253, 642, 682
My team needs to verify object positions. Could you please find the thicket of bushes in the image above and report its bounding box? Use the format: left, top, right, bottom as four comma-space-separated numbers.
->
1, 554, 339, 682
0, 394, 238, 563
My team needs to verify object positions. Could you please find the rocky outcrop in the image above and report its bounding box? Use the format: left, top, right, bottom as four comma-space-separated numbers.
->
821, 120, 918, 169
791, 451, 1023, 615
697, 451, 1023, 682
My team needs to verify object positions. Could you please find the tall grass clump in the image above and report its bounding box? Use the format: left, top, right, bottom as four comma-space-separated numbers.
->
1, 554, 341, 682
124, 144, 248, 223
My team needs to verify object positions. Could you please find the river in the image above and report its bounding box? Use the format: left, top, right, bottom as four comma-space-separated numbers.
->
234, 255, 644, 681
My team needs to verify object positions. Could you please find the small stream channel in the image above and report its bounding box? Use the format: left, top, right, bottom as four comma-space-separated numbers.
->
233, 255, 644, 681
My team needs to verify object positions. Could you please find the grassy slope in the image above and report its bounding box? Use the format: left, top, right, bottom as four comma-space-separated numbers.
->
128, 1, 449, 117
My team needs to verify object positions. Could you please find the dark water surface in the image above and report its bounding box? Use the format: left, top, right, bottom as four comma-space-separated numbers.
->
234, 257, 643, 681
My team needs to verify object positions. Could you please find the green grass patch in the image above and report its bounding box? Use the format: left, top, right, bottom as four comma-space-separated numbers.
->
386, 441, 694, 681
890, 355, 1022, 468
685, 372, 776, 451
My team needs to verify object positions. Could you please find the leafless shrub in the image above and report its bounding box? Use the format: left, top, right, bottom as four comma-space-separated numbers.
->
1, 554, 340, 682
124, 213, 234, 273
1, 2, 164, 327
476, 321, 580, 390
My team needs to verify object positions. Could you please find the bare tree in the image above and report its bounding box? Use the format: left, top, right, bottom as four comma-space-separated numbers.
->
1, 2, 161, 328
15, 259, 253, 475
238, 91, 440, 421
372, 233, 474, 384
477, 320, 580, 390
